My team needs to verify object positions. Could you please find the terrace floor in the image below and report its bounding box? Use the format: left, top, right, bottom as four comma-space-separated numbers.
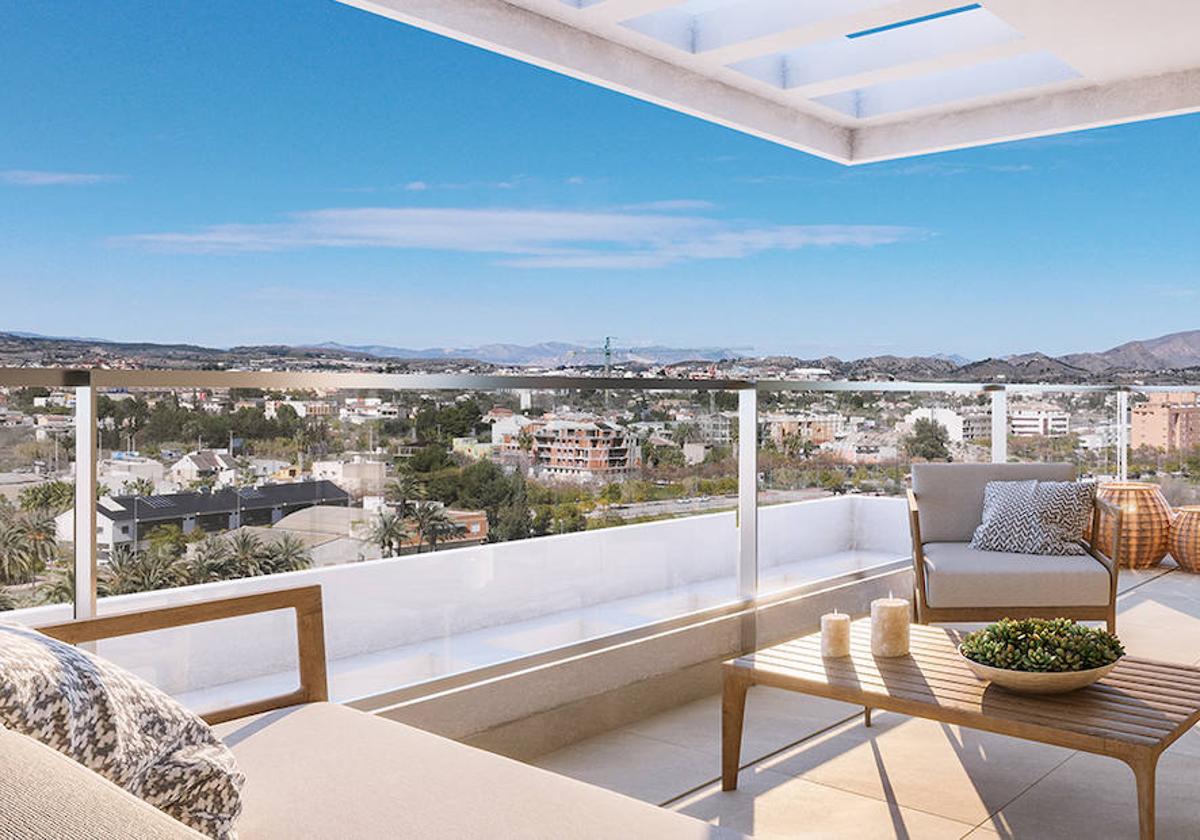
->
531, 564, 1200, 838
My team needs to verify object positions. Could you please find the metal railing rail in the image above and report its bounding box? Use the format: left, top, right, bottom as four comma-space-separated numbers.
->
0, 366, 1156, 624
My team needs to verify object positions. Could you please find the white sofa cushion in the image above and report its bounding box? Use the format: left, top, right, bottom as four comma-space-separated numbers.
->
0, 724, 204, 839
923, 542, 1110, 609
214, 702, 744, 840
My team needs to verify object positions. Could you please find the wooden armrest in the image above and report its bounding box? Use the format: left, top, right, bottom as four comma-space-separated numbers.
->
907, 489, 927, 591
1085, 497, 1122, 579
38, 585, 328, 725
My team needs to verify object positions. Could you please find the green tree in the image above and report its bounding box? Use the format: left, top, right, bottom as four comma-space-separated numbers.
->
368, 510, 409, 557
905, 418, 951, 462
411, 501, 460, 552
227, 530, 268, 577
102, 545, 182, 595
262, 532, 312, 574
18, 480, 74, 513
120, 477, 157, 497
384, 474, 426, 517
181, 536, 232, 585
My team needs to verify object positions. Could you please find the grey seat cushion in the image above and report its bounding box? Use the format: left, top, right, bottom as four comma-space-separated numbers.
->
922, 542, 1111, 608
214, 702, 744, 840
912, 463, 1077, 543
0, 725, 204, 840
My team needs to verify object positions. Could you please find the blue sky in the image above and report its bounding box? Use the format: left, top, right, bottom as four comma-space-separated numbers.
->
1, 1, 1197, 360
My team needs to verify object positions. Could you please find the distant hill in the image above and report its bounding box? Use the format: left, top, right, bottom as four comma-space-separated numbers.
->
1061, 330, 1200, 372
4, 327, 1200, 383
307, 341, 750, 367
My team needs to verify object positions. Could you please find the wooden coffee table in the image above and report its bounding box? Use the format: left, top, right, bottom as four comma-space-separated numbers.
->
722, 620, 1200, 840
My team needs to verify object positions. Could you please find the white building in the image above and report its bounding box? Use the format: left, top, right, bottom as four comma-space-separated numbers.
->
1009, 410, 1071, 438
903, 408, 965, 444
98, 454, 168, 495
311, 456, 388, 499
168, 449, 239, 486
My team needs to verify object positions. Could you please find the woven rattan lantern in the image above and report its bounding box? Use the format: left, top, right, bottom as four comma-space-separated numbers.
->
1169, 506, 1200, 573
1096, 482, 1172, 568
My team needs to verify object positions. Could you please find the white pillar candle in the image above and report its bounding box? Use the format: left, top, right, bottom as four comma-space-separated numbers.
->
821, 612, 851, 658
871, 596, 911, 658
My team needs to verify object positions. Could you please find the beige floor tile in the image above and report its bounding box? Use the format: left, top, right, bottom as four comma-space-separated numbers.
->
671, 764, 974, 839
625, 687, 861, 764
530, 729, 717, 804
982, 749, 1200, 839
756, 713, 1073, 825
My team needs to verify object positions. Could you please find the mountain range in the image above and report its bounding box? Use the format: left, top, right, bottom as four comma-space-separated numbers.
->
4, 329, 1200, 382
306, 341, 749, 367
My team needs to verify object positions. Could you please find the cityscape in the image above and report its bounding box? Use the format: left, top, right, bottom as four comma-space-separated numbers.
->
4, 363, 1199, 612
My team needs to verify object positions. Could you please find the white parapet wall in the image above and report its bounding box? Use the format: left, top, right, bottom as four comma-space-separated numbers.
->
8, 496, 909, 699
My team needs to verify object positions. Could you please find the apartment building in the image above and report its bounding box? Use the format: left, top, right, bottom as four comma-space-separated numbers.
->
764, 413, 845, 448
1131, 392, 1200, 452
696, 412, 733, 445
1008, 409, 1070, 437
962, 408, 993, 441
530, 419, 637, 481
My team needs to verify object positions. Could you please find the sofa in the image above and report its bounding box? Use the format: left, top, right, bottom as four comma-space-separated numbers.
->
4, 585, 743, 840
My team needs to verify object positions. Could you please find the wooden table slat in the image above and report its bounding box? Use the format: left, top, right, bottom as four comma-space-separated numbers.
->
759, 641, 1200, 717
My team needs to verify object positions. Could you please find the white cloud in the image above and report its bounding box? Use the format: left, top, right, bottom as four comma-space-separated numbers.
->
403, 181, 429, 191
115, 206, 929, 268
1, 169, 121, 186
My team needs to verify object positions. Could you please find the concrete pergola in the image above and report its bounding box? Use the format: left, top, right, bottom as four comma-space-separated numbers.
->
340, 0, 1200, 163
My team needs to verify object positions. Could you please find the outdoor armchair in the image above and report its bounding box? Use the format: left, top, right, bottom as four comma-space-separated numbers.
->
908, 463, 1121, 632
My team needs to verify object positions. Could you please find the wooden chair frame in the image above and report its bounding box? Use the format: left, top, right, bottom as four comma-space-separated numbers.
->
37, 585, 328, 725
908, 490, 1122, 633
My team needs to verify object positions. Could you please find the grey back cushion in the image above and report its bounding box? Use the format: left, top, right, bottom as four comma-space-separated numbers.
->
911, 463, 1077, 543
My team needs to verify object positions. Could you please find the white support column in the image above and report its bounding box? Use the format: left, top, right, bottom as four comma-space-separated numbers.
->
737, 388, 758, 600
988, 386, 1007, 464
1117, 390, 1129, 480
74, 385, 98, 620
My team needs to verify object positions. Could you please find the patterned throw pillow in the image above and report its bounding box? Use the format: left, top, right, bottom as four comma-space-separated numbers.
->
970, 480, 1093, 556
1033, 480, 1096, 555
0, 622, 243, 839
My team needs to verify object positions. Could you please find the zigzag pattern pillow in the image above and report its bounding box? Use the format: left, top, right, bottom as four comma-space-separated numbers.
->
971, 479, 1093, 556
0, 622, 243, 838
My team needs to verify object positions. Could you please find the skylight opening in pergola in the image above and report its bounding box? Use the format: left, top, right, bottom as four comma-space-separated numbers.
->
729, 4, 1022, 92
621, 0, 897, 55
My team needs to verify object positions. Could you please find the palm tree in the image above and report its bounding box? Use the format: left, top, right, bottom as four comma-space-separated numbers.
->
0, 519, 32, 585
385, 474, 426, 517
227, 530, 268, 578
39, 562, 111, 605
181, 536, 232, 585
0, 587, 15, 612
263, 532, 312, 574
16, 508, 59, 574
367, 510, 409, 558
412, 502, 463, 553
102, 544, 182, 595
426, 514, 466, 552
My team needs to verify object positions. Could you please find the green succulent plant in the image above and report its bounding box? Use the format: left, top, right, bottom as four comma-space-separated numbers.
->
960, 618, 1124, 673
